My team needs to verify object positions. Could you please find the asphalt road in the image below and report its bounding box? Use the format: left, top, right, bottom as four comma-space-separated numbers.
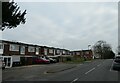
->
2, 59, 119, 82
48, 59, 118, 81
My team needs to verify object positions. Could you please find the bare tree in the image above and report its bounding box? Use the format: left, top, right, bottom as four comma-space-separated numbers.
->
93, 40, 112, 59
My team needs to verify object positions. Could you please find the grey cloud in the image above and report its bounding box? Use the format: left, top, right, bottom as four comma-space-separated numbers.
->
2, 2, 118, 52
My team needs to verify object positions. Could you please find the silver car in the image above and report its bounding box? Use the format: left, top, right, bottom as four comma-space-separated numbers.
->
112, 55, 120, 71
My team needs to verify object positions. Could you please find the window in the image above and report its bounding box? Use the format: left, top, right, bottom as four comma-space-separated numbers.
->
57, 50, 60, 54
0, 44, 3, 49
86, 51, 89, 54
10, 44, 19, 51
36, 47, 39, 55
49, 49, 53, 53
20, 46, 25, 54
44, 48, 47, 55
0, 43, 3, 54
28, 46, 35, 52
63, 50, 65, 54
76, 52, 80, 55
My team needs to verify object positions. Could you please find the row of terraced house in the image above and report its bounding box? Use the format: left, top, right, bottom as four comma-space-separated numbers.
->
0, 40, 93, 68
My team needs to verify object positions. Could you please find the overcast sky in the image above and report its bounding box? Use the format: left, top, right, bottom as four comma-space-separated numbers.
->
2, 2, 118, 52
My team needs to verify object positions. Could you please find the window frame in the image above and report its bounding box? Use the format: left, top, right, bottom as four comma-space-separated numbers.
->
28, 46, 35, 52
10, 44, 19, 51
49, 49, 53, 53
36, 47, 39, 55
0, 43, 3, 49
20, 46, 25, 54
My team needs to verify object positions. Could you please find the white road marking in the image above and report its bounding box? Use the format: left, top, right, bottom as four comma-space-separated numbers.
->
71, 78, 79, 83
97, 64, 101, 67
110, 59, 115, 71
85, 67, 95, 74
109, 60, 118, 72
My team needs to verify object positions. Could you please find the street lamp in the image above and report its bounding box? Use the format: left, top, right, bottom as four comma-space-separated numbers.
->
88, 45, 91, 50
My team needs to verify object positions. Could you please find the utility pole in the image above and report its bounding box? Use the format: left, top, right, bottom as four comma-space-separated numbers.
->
88, 45, 91, 50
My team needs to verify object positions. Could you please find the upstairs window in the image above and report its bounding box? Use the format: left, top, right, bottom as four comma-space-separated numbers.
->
36, 47, 39, 55
20, 46, 25, 54
49, 49, 53, 53
0, 43, 3, 49
86, 51, 89, 54
10, 44, 19, 51
76, 52, 80, 55
44, 48, 47, 55
28, 46, 35, 52
57, 50, 60, 54
63, 50, 66, 54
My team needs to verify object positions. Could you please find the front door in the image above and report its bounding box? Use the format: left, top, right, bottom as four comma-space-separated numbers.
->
3, 56, 12, 68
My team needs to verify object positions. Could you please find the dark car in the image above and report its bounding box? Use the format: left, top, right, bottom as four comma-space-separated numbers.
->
112, 55, 120, 71
34, 57, 50, 64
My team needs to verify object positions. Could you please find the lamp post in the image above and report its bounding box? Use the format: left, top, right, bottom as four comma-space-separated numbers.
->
88, 45, 91, 50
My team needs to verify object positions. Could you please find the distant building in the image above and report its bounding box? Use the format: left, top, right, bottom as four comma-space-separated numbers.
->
71, 50, 93, 59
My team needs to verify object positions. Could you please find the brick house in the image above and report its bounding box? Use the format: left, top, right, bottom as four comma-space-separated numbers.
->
82, 50, 93, 59
1, 39, 93, 68
71, 50, 93, 59
1, 40, 46, 67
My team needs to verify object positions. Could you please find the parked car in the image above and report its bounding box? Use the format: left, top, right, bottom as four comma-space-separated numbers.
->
45, 56, 57, 63
34, 57, 50, 64
112, 55, 120, 71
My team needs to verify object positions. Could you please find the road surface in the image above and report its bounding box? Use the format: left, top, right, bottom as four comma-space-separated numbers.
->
2, 59, 120, 82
